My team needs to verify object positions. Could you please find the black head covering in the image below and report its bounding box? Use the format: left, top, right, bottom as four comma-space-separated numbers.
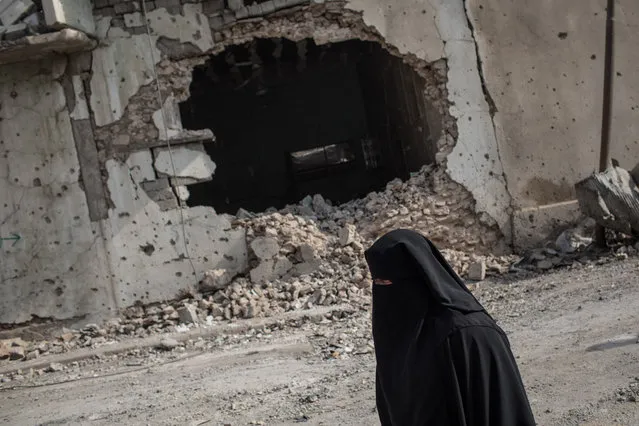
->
364, 229, 485, 314
365, 229, 536, 426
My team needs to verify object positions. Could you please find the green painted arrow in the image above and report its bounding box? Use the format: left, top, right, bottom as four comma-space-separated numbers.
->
0, 233, 21, 248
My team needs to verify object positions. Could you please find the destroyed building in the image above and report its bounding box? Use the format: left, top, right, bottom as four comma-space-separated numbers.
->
1, 0, 639, 325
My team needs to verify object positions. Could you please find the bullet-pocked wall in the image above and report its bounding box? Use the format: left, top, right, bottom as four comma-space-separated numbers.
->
1, 0, 511, 324
466, 0, 639, 247
180, 38, 438, 214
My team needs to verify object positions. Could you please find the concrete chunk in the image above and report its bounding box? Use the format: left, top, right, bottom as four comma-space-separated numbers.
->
177, 304, 199, 325
467, 261, 486, 281
250, 237, 280, 260
199, 269, 233, 293
576, 164, 639, 236
153, 144, 216, 180
0, 0, 34, 26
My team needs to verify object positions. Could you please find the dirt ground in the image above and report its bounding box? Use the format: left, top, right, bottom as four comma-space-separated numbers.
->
2, 258, 639, 425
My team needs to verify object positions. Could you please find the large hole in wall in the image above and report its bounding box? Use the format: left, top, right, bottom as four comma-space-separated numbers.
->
179, 38, 438, 214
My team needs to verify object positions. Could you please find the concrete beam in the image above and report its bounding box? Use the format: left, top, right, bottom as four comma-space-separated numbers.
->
0, 29, 95, 66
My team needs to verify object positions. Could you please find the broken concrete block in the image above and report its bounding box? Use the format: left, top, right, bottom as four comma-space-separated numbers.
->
177, 303, 199, 324
3, 22, 26, 40
250, 237, 280, 260
0, 0, 34, 26
299, 243, 319, 263
273, 256, 293, 277
250, 259, 275, 283
45, 362, 64, 372
199, 269, 233, 293
153, 144, 216, 180
467, 261, 486, 281
42, 0, 96, 35
338, 224, 357, 247
575, 165, 639, 236
312, 194, 332, 217
158, 338, 179, 350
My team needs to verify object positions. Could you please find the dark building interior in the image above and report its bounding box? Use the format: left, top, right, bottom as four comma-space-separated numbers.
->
179, 38, 438, 214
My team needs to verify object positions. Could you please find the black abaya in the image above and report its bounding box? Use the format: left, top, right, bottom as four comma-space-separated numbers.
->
365, 229, 536, 426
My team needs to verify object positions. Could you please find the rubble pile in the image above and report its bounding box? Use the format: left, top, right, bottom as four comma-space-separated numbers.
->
0, 0, 48, 42
615, 378, 639, 403
279, 165, 504, 254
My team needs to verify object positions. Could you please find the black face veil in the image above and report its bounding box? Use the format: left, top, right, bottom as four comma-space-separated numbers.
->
365, 229, 536, 426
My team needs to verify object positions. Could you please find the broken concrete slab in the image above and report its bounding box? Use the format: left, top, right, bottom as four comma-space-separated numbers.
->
467, 261, 486, 281
0, 28, 95, 65
153, 143, 217, 180
575, 165, 639, 236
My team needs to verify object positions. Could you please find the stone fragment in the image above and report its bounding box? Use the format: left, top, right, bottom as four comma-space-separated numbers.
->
158, 338, 179, 350
338, 224, 357, 247
536, 259, 554, 270
273, 256, 293, 277
25, 350, 39, 360
199, 269, 233, 293
46, 362, 64, 372
177, 304, 199, 324
250, 237, 280, 260
467, 261, 486, 281
312, 194, 332, 217
250, 260, 275, 283
0, 0, 34, 26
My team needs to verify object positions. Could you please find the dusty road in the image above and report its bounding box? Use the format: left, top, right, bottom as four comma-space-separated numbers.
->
2, 258, 639, 425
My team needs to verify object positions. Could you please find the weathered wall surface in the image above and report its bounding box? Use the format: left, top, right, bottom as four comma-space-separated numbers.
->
467, 0, 639, 246
0, 58, 114, 323
13, 0, 623, 323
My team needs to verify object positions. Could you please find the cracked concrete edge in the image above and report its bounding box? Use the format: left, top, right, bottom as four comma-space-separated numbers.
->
461, 0, 515, 242
0, 304, 357, 376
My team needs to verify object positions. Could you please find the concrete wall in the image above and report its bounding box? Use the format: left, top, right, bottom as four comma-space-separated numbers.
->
5, 0, 637, 322
467, 0, 639, 247
0, 58, 114, 323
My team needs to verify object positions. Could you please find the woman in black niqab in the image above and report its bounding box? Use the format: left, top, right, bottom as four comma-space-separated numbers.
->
365, 229, 536, 426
